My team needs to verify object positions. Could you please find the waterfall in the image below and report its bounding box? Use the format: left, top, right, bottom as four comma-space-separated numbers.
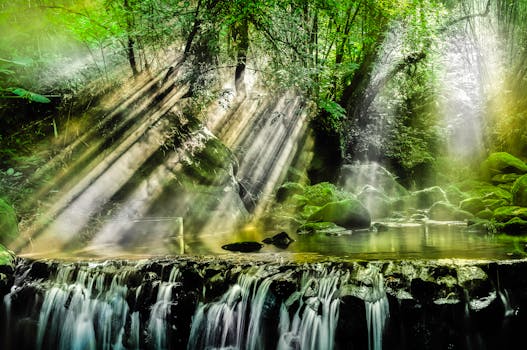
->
2, 258, 527, 350
364, 273, 389, 350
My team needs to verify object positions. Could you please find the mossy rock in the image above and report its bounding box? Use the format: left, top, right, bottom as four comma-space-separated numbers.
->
480, 152, 527, 181
459, 197, 485, 214
468, 185, 512, 203
445, 185, 470, 206
297, 221, 345, 234
411, 186, 448, 209
0, 199, 19, 245
303, 182, 351, 207
493, 206, 527, 222
428, 201, 474, 221
491, 173, 521, 184
276, 182, 305, 202
482, 198, 508, 211
498, 217, 527, 235
307, 199, 371, 229
475, 208, 494, 220
0, 244, 15, 267
512, 174, 527, 207
357, 185, 392, 219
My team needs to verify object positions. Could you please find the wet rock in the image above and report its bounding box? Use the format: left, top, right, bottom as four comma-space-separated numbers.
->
307, 199, 371, 229
296, 221, 344, 234
412, 186, 448, 209
428, 201, 473, 221
0, 199, 18, 245
221, 241, 263, 252
459, 197, 485, 214
371, 222, 389, 232
475, 208, 494, 220
275, 182, 305, 202
357, 185, 392, 218
499, 217, 527, 235
262, 232, 294, 248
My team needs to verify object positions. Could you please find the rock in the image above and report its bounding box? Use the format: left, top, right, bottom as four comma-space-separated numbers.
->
491, 173, 521, 184
275, 182, 305, 202
307, 199, 371, 229
0, 198, 18, 245
459, 197, 485, 214
493, 206, 527, 222
475, 208, 494, 220
428, 201, 474, 221
512, 174, 527, 207
480, 152, 527, 181
499, 217, 527, 235
445, 185, 469, 206
371, 222, 389, 232
482, 198, 508, 211
296, 222, 346, 235
262, 232, 294, 248
221, 241, 263, 252
412, 186, 448, 209
357, 185, 392, 219
338, 162, 408, 197
302, 182, 350, 207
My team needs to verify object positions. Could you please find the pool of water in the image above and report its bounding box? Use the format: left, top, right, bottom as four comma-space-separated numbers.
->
19, 220, 527, 261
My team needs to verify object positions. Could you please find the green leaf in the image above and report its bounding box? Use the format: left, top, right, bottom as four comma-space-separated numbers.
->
9, 88, 51, 103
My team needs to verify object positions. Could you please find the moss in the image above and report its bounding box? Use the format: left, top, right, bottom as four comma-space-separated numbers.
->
493, 206, 527, 222
445, 185, 469, 206
491, 173, 521, 184
302, 182, 351, 207
475, 208, 494, 220
0, 198, 18, 245
0, 244, 15, 266
307, 199, 371, 229
411, 186, 448, 209
459, 197, 485, 214
297, 221, 343, 234
275, 182, 305, 202
428, 201, 474, 221
480, 152, 527, 181
512, 174, 527, 207
499, 217, 527, 235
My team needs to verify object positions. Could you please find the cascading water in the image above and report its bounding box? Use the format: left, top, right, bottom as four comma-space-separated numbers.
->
3, 258, 527, 350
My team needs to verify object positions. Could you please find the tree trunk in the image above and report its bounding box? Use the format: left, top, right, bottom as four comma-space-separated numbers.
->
124, 0, 138, 76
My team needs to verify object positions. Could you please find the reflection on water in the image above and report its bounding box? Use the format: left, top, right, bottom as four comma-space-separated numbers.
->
21, 221, 527, 261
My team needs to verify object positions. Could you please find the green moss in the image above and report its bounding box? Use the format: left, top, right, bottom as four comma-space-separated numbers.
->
0, 244, 15, 266
297, 221, 343, 234
275, 182, 305, 202
307, 199, 371, 229
459, 197, 485, 214
302, 182, 351, 207
512, 174, 527, 207
445, 185, 469, 206
411, 186, 447, 209
493, 206, 527, 222
428, 201, 474, 221
491, 173, 521, 184
480, 152, 527, 181
0, 198, 18, 245
499, 217, 527, 235
475, 208, 494, 220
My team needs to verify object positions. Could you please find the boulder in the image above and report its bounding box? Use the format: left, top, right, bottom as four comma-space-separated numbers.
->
428, 201, 474, 221
357, 185, 392, 219
491, 173, 521, 184
499, 217, 527, 235
475, 208, 494, 220
459, 197, 485, 214
480, 152, 527, 181
275, 182, 305, 202
512, 174, 527, 207
221, 241, 263, 252
262, 232, 294, 248
493, 206, 527, 222
339, 162, 408, 197
307, 199, 371, 229
412, 186, 448, 209
0, 199, 18, 245
296, 222, 346, 235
